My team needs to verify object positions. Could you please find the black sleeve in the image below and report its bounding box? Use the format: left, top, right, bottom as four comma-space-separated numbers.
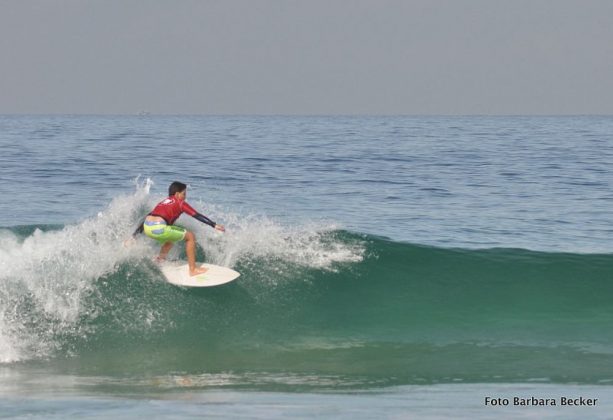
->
132, 219, 145, 237
193, 212, 216, 228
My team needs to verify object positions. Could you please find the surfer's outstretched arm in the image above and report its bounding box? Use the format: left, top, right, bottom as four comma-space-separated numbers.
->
192, 212, 225, 232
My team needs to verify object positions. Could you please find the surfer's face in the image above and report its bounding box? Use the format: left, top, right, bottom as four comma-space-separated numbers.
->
177, 189, 187, 200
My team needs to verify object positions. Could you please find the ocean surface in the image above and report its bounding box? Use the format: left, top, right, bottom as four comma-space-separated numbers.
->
1, 115, 612, 418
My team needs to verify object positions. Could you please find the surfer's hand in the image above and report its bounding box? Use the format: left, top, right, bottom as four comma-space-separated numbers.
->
123, 237, 136, 247
215, 224, 226, 233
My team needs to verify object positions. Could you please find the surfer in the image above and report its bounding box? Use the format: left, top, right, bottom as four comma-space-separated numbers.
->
133, 181, 225, 276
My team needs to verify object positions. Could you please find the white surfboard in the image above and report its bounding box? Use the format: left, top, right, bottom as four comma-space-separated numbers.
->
159, 262, 240, 287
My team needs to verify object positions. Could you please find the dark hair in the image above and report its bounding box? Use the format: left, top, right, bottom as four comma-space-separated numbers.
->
169, 181, 187, 196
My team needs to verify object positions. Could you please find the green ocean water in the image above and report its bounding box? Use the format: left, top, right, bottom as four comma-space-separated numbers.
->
4, 224, 613, 392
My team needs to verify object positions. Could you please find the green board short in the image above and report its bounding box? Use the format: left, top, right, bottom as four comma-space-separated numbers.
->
143, 221, 187, 244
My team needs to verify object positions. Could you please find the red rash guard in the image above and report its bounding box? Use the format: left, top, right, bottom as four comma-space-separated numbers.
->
149, 196, 197, 225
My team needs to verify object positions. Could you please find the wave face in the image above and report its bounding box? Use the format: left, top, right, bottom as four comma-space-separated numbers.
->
1, 186, 613, 389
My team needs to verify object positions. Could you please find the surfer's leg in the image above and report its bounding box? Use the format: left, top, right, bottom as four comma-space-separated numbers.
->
145, 223, 177, 262
185, 231, 207, 276
158, 242, 173, 261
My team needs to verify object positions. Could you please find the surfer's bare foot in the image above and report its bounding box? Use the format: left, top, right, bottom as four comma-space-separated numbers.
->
189, 266, 208, 276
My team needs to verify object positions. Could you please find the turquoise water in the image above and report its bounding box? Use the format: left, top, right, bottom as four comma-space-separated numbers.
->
1, 115, 612, 417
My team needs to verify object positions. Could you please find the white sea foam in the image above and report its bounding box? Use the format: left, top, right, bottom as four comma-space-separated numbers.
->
186, 205, 364, 270
0, 178, 153, 363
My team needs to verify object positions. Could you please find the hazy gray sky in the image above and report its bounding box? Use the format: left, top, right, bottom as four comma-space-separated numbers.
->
1, 0, 613, 114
